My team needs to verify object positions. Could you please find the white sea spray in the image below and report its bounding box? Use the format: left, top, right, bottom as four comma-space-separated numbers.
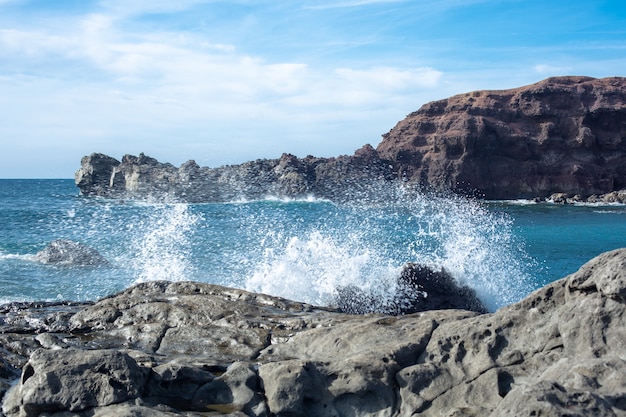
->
244, 184, 534, 311
129, 203, 200, 284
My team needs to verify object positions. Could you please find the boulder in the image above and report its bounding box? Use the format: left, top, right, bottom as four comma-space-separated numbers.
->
2, 349, 148, 417
33, 239, 110, 267
0, 248, 625, 416
333, 263, 487, 314
74, 153, 122, 196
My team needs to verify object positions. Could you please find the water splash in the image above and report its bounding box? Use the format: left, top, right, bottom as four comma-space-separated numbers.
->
246, 230, 402, 309
129, 203, 200, 283
243, 185, 534, 311
402, 191, 534, 311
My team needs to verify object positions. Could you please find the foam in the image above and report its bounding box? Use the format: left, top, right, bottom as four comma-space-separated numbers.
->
130, 203, 200, 284
244, 185, 534, 312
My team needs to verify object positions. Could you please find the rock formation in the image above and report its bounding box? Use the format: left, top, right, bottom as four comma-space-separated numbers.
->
335, 263, 487, 315
32, 239, 110, 267
75, 76, 626, 203
75, 145, 395, 203
2, 248, 625, 416
377, 76, 626, 200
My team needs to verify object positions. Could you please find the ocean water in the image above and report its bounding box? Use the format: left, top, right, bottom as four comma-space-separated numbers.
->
1, 179, 625, 312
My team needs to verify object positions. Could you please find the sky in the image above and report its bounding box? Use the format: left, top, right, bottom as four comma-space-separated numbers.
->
1, 0, 625, 178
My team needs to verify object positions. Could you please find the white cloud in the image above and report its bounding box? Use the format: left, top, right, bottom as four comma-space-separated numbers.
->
0, 3, 452, 176
335, 67, 442, 89
534, 64, 575, 75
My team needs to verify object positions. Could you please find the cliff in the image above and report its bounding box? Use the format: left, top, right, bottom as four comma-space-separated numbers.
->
377, 76, 626, 200
2, 248, 625, 416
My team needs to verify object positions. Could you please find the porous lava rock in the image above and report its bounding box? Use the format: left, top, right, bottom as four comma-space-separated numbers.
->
1, 249, 625, 416
377, 76, 626, 200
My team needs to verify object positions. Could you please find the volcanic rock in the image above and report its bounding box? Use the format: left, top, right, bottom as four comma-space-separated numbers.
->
334, 263, 487, 314
377, 76, 626, 200
75, 76, 626, 203
75, 146, 395, 203
1, 248, 626, 416
33, 239, 110, 267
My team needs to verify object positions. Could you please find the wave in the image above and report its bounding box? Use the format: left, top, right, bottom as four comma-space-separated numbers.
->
490, 199, 626, 208
243, 186, 534, 312
0, 253, 35, 262
2, 181, 536, 311
129, 203, 200, 284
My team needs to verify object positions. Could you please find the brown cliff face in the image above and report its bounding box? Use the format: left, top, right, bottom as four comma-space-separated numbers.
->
376, 76, 626, 199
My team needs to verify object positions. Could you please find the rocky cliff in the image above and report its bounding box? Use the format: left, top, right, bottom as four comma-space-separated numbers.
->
1, 248, 625, 416
377, 76, 626, 200
75, 76, 626, 203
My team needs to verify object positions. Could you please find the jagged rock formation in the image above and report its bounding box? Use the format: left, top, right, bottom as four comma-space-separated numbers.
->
75, 76, 626, 203
2, 248, 625, 416
75, 145, 395, 203
377, 76, 626, 200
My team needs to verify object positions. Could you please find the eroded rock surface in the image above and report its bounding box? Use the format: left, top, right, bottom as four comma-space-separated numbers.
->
75, 145, 395, 203
1, 249, 625, 416
377, 76, 626, 200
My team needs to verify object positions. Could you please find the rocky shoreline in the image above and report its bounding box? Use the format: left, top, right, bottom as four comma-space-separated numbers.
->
1, 248, 625, 416
75, 76, 626, 204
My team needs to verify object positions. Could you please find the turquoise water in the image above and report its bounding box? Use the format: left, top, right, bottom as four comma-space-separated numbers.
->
1, 179, 625, 311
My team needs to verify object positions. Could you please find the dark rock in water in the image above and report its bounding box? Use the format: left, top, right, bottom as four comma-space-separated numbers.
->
334, 263, 487, 315
1, 249, 626, 417
33, 239, 110, 267
397, 263, 487, 313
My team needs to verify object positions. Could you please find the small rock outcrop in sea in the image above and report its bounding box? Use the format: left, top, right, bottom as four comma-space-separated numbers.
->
2, 248, 626, 416
75, 76, 626, 203
377, 76, 626, 200
32, 239, 110, 267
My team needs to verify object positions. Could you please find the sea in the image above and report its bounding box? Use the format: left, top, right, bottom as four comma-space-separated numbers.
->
1, 179, 625, 312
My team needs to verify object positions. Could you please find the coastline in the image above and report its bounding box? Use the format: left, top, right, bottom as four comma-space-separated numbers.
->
2, 248, 626, 416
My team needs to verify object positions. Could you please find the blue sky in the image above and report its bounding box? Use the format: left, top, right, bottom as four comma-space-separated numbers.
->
1, 0, 625, 178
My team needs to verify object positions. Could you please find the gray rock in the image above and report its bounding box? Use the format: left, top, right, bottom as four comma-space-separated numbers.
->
2, 349, 148, 417
144, 361, 215, 410
33, 240, 110, 267
74, 146, 396, 203
1, 248, 625, 416
192, 362, 267, 416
